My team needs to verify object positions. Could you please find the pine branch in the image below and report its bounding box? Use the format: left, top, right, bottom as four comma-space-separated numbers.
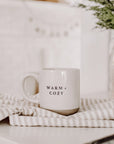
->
79, 0, 114, 29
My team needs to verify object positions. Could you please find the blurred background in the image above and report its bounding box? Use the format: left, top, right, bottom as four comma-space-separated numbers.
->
0, 0, 110, 98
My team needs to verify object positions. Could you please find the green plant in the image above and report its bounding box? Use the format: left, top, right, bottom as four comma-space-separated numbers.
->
79, 0, 114, 29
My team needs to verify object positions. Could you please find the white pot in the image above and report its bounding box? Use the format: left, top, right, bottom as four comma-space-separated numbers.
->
109, 30, 114, 97
81, 11, 110, 97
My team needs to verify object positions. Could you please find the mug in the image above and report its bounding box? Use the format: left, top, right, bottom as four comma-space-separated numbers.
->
22, 68, 80, 115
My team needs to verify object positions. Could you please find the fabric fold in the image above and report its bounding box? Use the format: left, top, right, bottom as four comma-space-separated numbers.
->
0, 93, 114, 128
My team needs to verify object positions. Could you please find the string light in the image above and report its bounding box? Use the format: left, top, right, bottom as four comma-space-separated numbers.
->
22, 0, 80, 37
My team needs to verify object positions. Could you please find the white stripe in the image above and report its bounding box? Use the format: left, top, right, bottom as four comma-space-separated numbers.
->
1, 94, 114, 128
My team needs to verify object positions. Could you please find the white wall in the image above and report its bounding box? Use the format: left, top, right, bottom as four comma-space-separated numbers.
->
0, 0, 110, 98
0, 0, 81, 97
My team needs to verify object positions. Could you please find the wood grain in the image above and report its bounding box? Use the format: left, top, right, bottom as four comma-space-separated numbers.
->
34, 0, 59, 2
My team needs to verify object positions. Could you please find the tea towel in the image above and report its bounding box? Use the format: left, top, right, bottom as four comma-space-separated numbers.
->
0, 93, 114, 128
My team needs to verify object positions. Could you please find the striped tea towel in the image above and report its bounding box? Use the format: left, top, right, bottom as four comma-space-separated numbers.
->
0, 93, 114, 128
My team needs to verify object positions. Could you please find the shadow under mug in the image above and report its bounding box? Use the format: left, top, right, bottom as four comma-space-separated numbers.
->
22, 68, 80, 115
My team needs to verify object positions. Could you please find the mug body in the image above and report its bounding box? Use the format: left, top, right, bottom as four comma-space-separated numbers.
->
39, 68, 80, 115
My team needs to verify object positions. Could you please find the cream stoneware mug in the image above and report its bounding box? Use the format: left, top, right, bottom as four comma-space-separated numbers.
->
22, 68, 80, 115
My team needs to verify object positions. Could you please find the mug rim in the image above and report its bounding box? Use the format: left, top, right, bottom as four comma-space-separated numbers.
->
42, 68, 80, 71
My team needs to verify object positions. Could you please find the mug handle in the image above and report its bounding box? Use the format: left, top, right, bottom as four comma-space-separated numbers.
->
22, 72, 40, 103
